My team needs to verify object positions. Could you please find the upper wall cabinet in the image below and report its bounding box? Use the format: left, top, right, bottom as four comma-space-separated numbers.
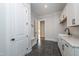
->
59, 5, 67, 23
67, 3, 79, 27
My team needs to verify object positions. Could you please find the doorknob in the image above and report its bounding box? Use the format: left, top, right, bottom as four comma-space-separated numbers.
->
11, 38, 15, 41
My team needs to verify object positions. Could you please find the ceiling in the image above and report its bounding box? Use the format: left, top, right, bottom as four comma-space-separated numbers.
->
31, 3, 66, 16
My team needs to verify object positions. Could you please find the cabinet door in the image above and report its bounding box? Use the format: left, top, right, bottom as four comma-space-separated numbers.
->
59, 5, 67, 23
63, 5, 67, 18
60, 10, 65, 22
61, 40, 65, 56
74, 48, 79, 56
60, 12, 64, 22
62, 5, 67, 19
63, 42, 74, 56
58, 38, 63, 55
67, 4, 75, 27
74, 4, 79, 26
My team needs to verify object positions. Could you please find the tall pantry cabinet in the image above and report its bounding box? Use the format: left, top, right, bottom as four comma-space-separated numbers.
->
0, 3, 32, 56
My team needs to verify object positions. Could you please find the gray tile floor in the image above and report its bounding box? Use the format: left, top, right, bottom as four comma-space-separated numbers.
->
26, 38, 61, 56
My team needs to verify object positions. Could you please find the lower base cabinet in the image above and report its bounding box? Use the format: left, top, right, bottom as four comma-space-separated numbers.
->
74, 48, 79, 56
58, 38, 63, 54
63, 41, 74, 56
58, 37, 79, 56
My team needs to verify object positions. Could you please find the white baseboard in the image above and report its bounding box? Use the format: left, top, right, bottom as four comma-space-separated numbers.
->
27, 48, 32, 54
45, 38, 58, 42
31, 38, 37, 47
32, 41, 37, 47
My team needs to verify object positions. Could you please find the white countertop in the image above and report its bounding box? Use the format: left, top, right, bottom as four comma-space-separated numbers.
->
59, 34, 79, 48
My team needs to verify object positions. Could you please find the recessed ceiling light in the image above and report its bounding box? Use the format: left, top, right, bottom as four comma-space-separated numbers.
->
44, 4, 48, 8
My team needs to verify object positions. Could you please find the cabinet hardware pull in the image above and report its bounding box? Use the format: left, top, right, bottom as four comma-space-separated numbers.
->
65, 44, 68, 47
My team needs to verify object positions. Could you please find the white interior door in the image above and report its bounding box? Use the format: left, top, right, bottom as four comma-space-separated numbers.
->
15, 4, 28, 56
7, 4, 28, 56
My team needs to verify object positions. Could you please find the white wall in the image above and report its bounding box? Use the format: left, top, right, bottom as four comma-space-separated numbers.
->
38, 11, 65, 42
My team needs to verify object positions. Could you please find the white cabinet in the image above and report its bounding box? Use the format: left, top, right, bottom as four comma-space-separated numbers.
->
66, 4, 75, 26
73, 4, 79, 26
74, 48, 79, 56
58, 35, 79, 56
58, 38, 74, 56
59, 5, 67, 23
60, 3, 79, 26
0, 3, 32, 56
62, 40, 74, 56
58, 37, 63, 54
66, 3, 79, 27
64, 44, 74, 56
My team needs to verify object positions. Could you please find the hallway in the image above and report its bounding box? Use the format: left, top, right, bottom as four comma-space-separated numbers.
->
26, 38, 61, 56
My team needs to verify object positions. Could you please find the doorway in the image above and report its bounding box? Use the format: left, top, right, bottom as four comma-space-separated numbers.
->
37, 20, 45, 48
40, 21, 45, 40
